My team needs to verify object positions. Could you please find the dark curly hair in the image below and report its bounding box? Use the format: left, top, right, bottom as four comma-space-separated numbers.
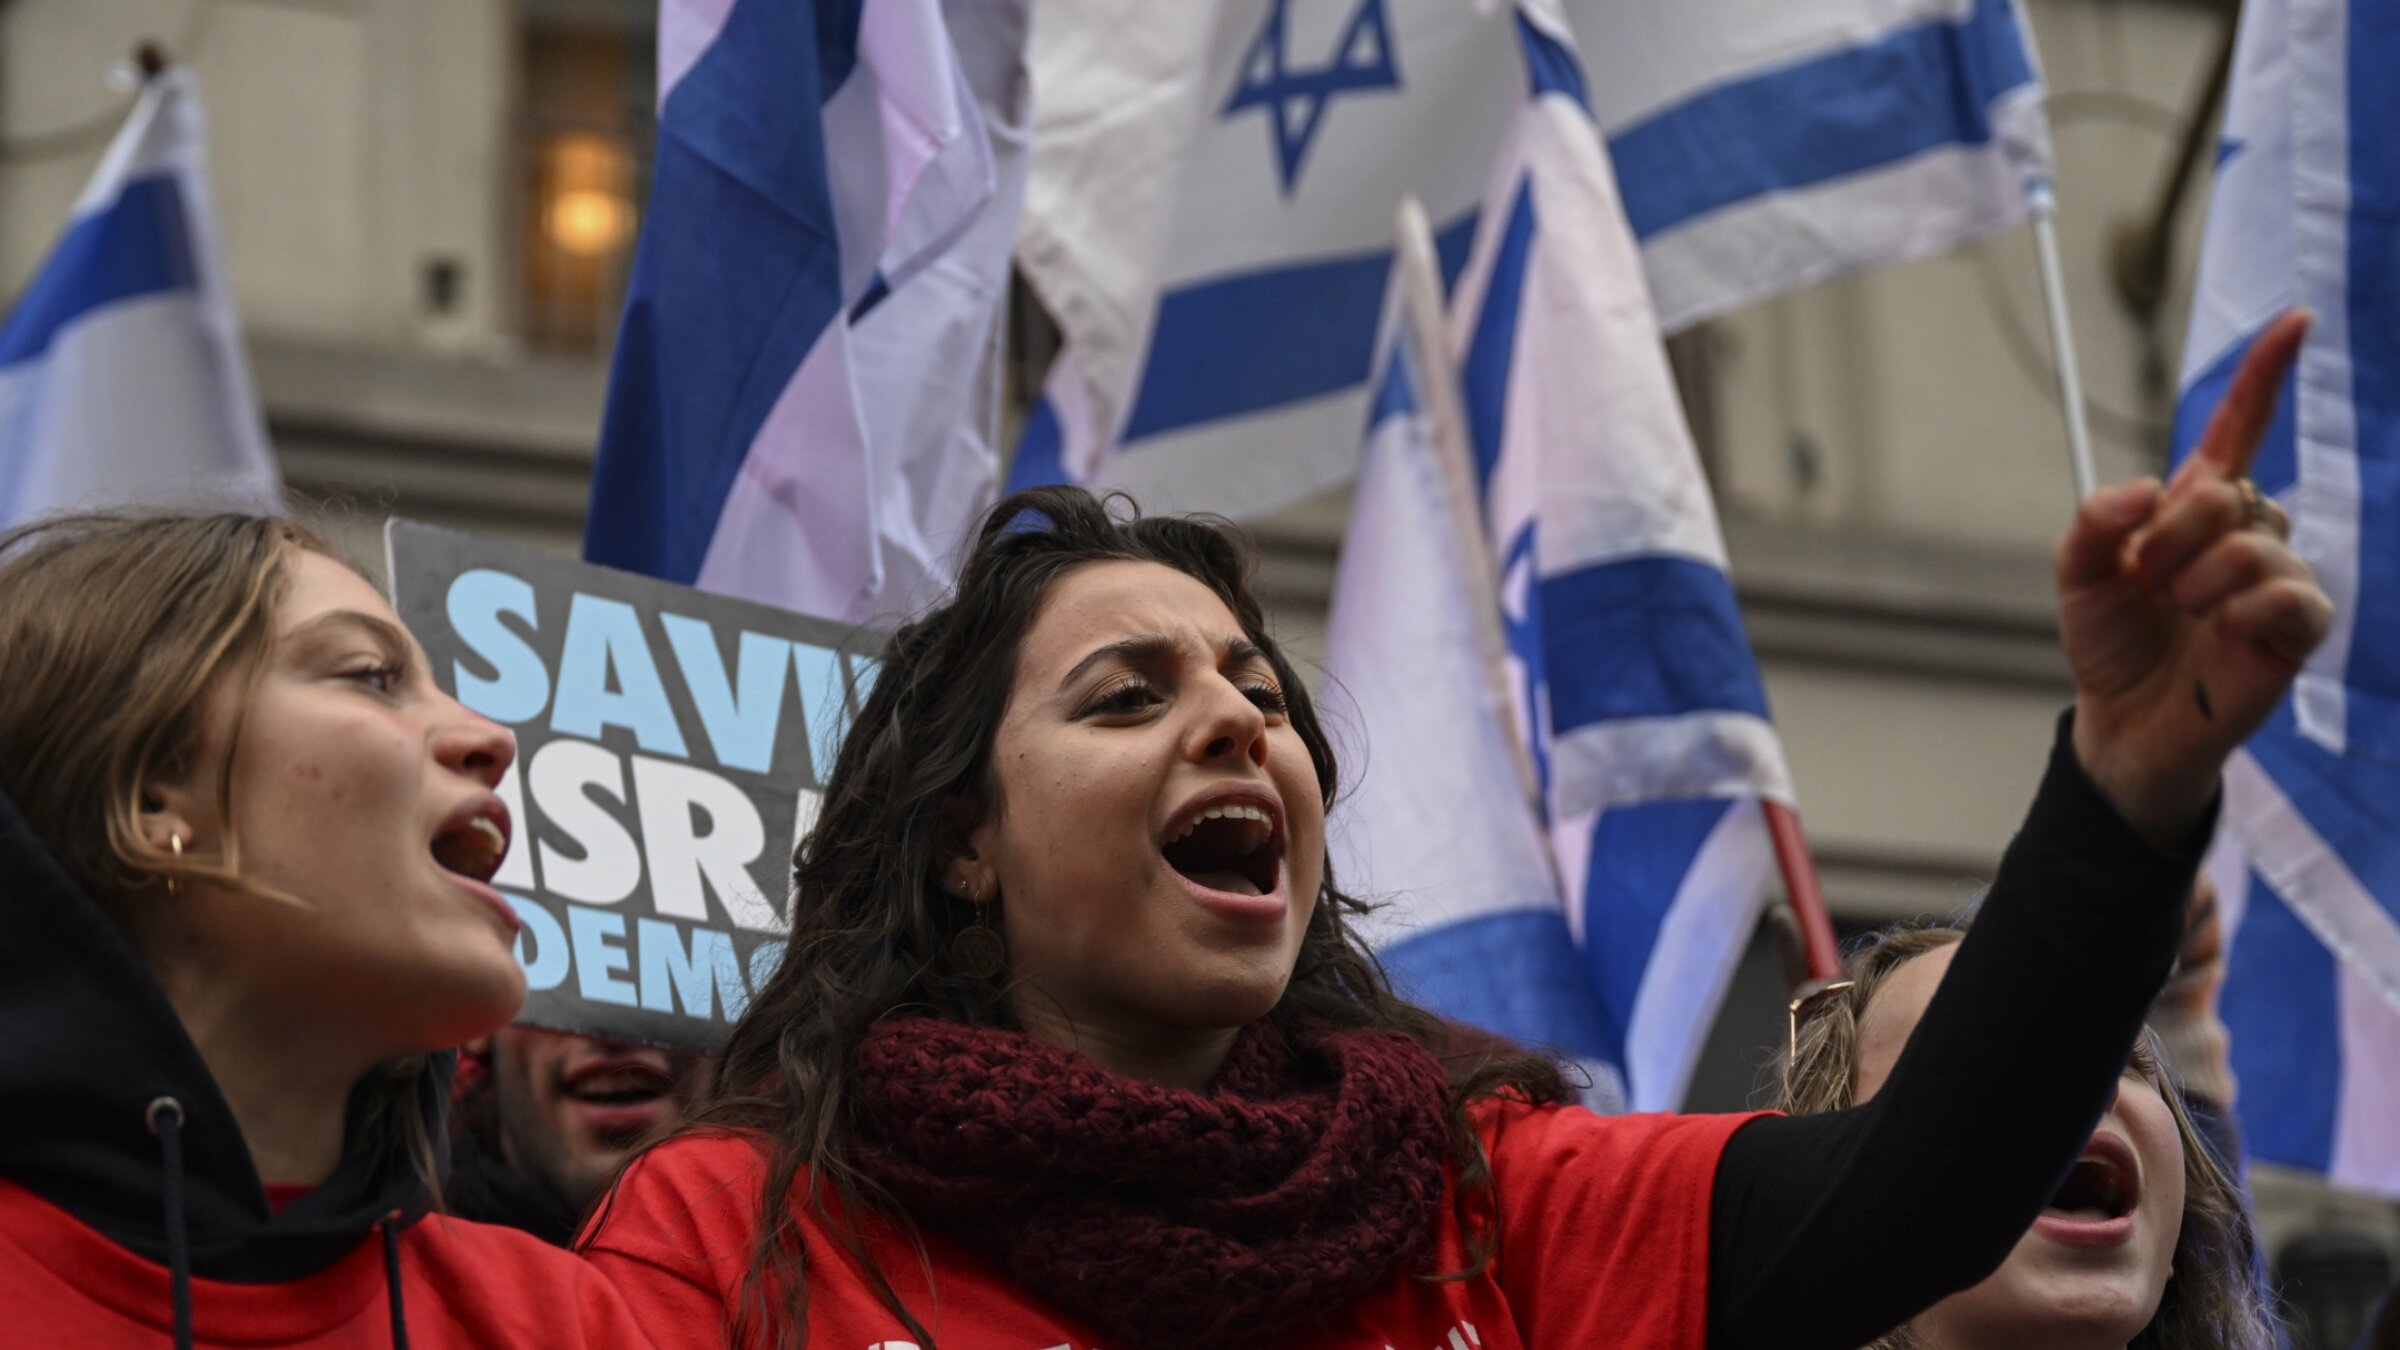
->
642, 486, 1568, 1348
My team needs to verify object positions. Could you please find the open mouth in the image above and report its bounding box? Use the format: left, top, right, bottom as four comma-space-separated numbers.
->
562, 1060, 677, 1145
2044, 1150, 2136, 1222
431, 809, 509, 885
565, 1063, 674, 1108
1160, 801, 1282, 896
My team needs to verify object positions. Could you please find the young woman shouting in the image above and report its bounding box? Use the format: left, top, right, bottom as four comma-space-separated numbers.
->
0, 513, 649, 1348
585, 314, 2326, 1350
1779, 923, 2278, 1350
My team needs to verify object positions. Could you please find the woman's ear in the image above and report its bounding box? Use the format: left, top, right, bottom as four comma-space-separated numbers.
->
944, 793, 1002, 889
136, 780, 207, 863
944, 858, 991, 904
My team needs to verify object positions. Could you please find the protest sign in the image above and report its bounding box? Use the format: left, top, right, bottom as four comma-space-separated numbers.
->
386, 520, 882, 1049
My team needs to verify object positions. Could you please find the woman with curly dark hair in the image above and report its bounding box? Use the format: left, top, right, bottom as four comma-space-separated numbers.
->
586, 316, 2328, 1350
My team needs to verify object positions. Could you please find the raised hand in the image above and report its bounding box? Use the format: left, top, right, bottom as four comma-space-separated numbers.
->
2055, 309, 2332, 845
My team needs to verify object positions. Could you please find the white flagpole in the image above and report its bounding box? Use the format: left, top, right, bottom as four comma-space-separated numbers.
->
1391, 197, 1547, 821
2027, 177, 2100, 501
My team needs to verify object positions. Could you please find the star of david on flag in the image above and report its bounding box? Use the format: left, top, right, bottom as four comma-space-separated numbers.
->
1222, 0, 1401, 196
1013, 0, 2052, 530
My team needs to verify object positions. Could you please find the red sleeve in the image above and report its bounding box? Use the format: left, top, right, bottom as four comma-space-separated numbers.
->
580, 1134, 772, 1350
563, 1245, 672, 1349
1480, 1099, 1767, 1350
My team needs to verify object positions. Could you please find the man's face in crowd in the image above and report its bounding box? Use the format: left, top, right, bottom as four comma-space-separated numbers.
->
484, 1027, 701, 1214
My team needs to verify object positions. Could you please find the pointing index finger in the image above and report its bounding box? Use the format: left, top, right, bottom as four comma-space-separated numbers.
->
2177, 307, 2311, 493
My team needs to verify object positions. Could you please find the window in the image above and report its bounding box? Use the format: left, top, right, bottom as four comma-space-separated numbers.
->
513, 0, 653, 354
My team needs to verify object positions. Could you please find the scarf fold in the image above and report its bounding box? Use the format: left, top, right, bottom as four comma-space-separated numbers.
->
851, 1016, 1454, 1350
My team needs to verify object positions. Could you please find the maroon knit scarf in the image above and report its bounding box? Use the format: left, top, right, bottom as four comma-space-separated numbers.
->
850, 1016, 1454, 1350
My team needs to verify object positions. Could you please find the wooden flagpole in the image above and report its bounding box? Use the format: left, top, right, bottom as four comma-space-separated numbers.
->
1392, 199, 1549, 822
1393, 200, 1842, 983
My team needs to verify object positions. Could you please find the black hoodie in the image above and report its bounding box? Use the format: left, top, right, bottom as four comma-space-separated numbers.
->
0, 790, 651, 1348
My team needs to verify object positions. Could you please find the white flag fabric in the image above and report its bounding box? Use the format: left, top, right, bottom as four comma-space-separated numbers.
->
586, 0, 1027, 623
1326, 320, 1618, 1091
1011, 0, 1532, 520
2169, 0, 2400, 1197
1572, 0, 2053, 332
1011, 0, 2052, 519
1333, 9, 1789, 1113
0, 69, 279, 528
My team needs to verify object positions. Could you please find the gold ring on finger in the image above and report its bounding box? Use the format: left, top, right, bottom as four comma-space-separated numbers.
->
2237, 477, 2270, 529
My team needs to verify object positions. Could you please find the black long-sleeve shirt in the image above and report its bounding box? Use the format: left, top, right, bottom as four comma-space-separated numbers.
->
1705, 715, 2207, 1350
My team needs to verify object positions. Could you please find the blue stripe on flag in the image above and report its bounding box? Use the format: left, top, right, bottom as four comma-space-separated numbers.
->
583, 0, 865, 584
1118, 212, 1477, 445
812, 2, 862, 98
2172, 331, 2298, 498
1514, 14, 1590, 112
1377, 907, 1619, 1067
1606, 0, 2035, 240
0, 175, 194, 369
1577, 797, 1741, 1071
2341, 4, 2400, 755
849, 269, 891, 323
1540, 555, 1774, 730
1369, 337, 1417, 425
1462, 182, 1536, 491
1004, 394, 1066, 492
2225, 869, 2341, 1172
2245, 701, 2400, 909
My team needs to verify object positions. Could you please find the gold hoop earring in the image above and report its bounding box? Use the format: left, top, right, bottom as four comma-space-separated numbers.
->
166, 833, 183, 896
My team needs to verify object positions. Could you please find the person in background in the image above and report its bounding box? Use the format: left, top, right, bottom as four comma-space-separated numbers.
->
0, 512, 650, 1349
448, 1030, 700, 1245
1780, 922, 2280, 1350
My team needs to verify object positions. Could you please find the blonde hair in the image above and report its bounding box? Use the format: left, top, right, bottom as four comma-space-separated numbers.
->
0, 510, 438, 1185
1777, 923, 2279, 1350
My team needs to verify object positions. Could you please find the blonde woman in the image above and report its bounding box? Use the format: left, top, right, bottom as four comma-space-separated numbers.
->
0, 513, 648, 1348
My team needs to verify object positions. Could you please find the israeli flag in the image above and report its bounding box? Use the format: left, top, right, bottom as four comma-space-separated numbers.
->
586, 0, 1027, 623
1012, 0, 1524, 521
2172, 0, 2400, 1196
1574, 0, 2053, 332
1336, 11, 1789, 1114
0, 69, 279, 529
2205, 839, 2400, 1195
1327, 312, 1612, 1093
1013, 0, 2051, 520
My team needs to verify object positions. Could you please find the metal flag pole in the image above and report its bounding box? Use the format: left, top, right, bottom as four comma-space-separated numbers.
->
2028, 176, 2101, 501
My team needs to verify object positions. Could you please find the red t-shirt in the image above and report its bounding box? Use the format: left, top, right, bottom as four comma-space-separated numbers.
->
584, 1098, 1762, 1350
0, 1178, 654, 1348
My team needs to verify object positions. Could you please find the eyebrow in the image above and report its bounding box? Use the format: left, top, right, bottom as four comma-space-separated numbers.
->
283, 610, 415, 664
1055, 633, 1269, 693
